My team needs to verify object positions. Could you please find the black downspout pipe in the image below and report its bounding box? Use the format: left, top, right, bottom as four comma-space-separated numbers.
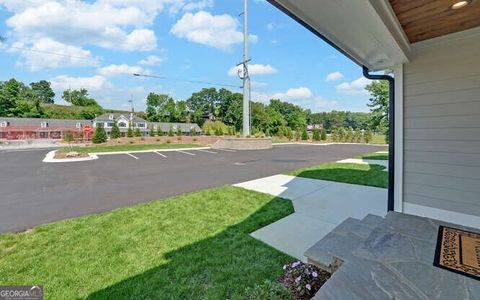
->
362, 66, 395, 212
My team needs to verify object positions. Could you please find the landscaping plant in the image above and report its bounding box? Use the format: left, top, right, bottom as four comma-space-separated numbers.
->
149, 126, 156, 137
295, 129, 301, 141
157, 127, 163, 137
320, 129, 327, 141
312, 129, 321, 141
127, 127, 133, 138
168, 126, 174, 137
280, 261, 330, 300
134, 128, 142, 137
110, 122, 121, 139
364, 130, 373, 143
176, 126, 182, 137
92, 124, 107, 144
190, 127, 196, 136
301, 128, 309, 141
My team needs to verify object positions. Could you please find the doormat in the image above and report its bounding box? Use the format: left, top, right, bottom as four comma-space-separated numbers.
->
434, 225, 480, 280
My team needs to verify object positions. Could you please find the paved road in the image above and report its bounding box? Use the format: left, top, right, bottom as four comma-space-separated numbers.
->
0, 144, 386, 232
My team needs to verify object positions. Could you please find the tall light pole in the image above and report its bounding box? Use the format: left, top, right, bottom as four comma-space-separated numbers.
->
241, 0, 251, 136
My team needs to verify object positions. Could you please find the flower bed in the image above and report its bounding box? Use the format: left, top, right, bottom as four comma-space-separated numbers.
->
280, 261, 330, 299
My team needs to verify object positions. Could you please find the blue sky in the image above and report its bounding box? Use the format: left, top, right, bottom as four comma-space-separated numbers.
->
0, 0, 372, 112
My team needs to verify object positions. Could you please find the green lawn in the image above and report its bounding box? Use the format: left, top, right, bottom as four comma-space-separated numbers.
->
371, 134, 387, 145
60, 143, 202, 153
287, 162, 388, 188
356, 152, 389, 160
0, 186, 294, 299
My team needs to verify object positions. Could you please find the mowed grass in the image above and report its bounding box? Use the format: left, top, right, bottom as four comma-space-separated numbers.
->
287, 163, 388, 188
0, 186, 294, 299
60, 143, 202, 153
371, 134, 387, 145
356, 151, 389, 160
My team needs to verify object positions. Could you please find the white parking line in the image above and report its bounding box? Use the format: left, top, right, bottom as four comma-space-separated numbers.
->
154, 151, 167, 158
196, 149, 217, 154
176, 150, 196, 156
216, 148, 236, 152
126, 153, 139, 160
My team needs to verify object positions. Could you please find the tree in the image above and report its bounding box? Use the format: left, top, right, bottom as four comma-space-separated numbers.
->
149, 126, 156, 137
92, 124, 107, 144
365, 81, 389, 142
110, 122, 121, 139
168, 126, 174, 137
186, 88, 221, 126
301, 128, 309, 141
127, 127, 134, 138
312, 129, 321, 141
134, 128, 142, 137
30, 80, 55, 103
62, 89, 99, 106
0, 79, 22, 116
320, 129, 327, 141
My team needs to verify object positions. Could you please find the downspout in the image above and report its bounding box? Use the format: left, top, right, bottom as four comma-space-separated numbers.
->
362, 66, 395, 212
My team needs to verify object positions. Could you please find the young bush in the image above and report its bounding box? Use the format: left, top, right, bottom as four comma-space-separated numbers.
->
63, 130, 74, 143
286, 127, 293, 141
364, 130, 373, 143
92, 124, 107, 144
337, 127, 346, 142
331, 129, 339, 142
149, 126, 156, 137
168, 126, 174, 137
166, 139, 171, 144
176, 125, 182, 137
346, 130, 354, 143
110, 122, 121, 139
320, 129, 327, 141
301, 128, 309, 141
354, 130, 362, 143
134, 128, 142, 137
295, 129, 301, 141
190, 127, 196, 136
157, 127, 163, 137
127, 127, 133, 138
202, 120, 228, 136
312, 129, 321, 141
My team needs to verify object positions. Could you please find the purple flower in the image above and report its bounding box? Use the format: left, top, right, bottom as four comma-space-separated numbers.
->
295, 276, 301, 284
291, 261, 301, 268
306, 284, 311, 290
312, 271, 318, 278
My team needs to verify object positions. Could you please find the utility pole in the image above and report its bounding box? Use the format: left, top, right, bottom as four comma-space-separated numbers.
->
241, 0, 251, 136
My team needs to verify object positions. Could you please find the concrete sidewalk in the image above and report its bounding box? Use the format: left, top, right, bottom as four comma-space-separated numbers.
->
234, 175, 387, 261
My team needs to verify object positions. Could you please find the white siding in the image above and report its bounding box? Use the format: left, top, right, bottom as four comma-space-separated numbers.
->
403, 30, 480, 217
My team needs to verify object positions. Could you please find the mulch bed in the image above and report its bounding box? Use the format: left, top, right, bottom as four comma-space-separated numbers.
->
279, 261, 331, 300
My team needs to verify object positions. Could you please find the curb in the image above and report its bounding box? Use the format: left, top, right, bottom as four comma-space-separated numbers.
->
42, 150, 99, 163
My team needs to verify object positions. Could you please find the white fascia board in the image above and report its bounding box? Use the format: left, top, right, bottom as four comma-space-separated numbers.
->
269, 0, 409, 70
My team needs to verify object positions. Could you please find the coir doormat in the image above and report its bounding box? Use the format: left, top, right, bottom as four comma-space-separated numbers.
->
434, 225, 480, 280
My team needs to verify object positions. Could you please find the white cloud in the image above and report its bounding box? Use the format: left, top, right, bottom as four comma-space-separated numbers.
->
252, 87, 339, 111
272, 87, 313, 101
50, 75, 112, 91
182, 0, 214, 11
326, 71, 343, 82
251, 81, 267, 89
9, 38, 99, 71
228, 64, 278, 77
97, 64, 146, 77
171, 11, 255, 50
138, 55, 164, 66
336, 77, 371, 94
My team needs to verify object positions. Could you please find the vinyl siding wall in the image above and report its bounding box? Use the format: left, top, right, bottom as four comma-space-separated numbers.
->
403, 30, 480, 217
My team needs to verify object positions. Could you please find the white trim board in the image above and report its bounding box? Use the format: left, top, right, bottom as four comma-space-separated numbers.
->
404, 202, 480, 229
393, 63, 404, 213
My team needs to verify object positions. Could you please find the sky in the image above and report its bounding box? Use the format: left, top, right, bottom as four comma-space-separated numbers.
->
0, 0, 372, 113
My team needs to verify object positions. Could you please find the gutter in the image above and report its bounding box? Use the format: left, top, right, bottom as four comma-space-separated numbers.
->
362, 66, 395, 212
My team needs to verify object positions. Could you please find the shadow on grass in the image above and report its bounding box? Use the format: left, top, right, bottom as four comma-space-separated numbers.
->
294, 164, 388, 188
86, 197, 294, 300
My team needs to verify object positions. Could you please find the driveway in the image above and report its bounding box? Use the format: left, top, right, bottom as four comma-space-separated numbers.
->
0, 144, 385, 232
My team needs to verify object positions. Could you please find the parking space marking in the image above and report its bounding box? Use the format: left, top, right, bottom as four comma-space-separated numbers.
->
216, 149, 236, 152
196, 149, 217, 154
176, 150, 196, 156
154, 151, 167, 158
126, 153, 139, 160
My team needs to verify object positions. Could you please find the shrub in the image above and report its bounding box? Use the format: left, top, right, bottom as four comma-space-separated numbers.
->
127, 127, 133, 138
354, 130, 362, 143
346, 130, 354, 143
337, 127, 346, 142
168, 126, 174, 137
364, 130, 373, 143
110, 122, 121, 139
149, 126, 156, 137
331, 129, 339, 142
193, 138, 198, 142
295, 129, 301, 141
129, 140, 135, 144
140, 137, 145, 141
63, 130, 74, 143
312, 129, 321, 141
280, 261, 330, 299
156, 138, 160, 142
92, 124, 107, 144
285, 127, 293, 141
157, 127, 163, 137
177, 136, 182, 141
320, 129, 327, 141
176, 125, 182, 137
134, 128, 142, 137
166, 139, 171, 144
301, 128, 309, 141
202, 120, 228, 136
190, 127, 196, 136
117, 140, 121, 144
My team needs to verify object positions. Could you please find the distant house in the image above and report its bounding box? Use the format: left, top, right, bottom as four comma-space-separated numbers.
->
306, 124, 324, 132
94, 113, 148, 137
0, 117, 91, 140
149, 122, 202, 135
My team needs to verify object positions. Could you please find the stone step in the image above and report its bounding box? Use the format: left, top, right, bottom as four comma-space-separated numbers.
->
304, 217, 379, 273
361, 214, 385, 228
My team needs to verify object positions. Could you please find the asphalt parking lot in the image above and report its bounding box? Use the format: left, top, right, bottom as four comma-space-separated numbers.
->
0, 144, 386, 232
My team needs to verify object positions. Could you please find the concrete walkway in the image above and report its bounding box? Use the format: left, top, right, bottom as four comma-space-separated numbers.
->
234, 175, 387, 261
336, 158, 388, 170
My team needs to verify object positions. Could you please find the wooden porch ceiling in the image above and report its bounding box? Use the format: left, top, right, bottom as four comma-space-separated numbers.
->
389, 0, 480, 43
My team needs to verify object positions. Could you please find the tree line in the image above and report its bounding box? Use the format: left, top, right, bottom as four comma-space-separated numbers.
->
0, 78, 389, 137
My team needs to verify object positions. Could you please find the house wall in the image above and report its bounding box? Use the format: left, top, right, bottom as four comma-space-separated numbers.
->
403, 28, 480, 226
